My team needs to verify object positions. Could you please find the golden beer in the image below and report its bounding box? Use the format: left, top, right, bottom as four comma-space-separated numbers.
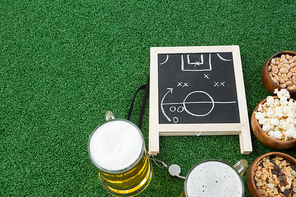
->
88, 112, 152, 197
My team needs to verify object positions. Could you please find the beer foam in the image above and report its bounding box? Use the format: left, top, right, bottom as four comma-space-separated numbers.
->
186, 161, 243, 197
89, 120, 144, 171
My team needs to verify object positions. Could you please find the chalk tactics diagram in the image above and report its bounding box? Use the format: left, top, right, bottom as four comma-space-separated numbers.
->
182, 54, 211, 71
161, 88, 237, 123
150, 46, 252, 155
160, 53, 232, 72
159, 52, 238, 123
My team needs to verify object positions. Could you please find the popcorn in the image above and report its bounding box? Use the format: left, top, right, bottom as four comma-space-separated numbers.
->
287, 112, 294, 118
266, 96, 274, 105
270, 118, 279, 126
266, 111, 274, 118
268, 130, 275, 138
282, 106, 292, 114
262, 123, 271, 132
274, 107, 283, 118
274, 88, 290, 98
255, 89, 296, 141
255, 112, 265, 120
258, 119, 266, 125
285, 128, 296, 140
273, 130, 283, 139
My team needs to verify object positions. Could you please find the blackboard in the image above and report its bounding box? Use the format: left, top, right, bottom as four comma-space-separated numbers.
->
158, 52, 240, 124
149, 46, 252, 155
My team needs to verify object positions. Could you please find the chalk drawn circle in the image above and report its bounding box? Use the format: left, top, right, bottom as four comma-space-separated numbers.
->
177, 106, 184, 113
170, 106, 176, 112
183, 91, 215, 117
173, 117, 179, 123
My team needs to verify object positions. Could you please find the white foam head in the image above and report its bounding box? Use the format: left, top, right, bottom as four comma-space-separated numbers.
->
185, 160, 244, 197
88, 120, 144, 172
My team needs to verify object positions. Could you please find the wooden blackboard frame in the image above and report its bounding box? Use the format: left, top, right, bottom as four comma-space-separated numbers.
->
149, 46, 252, 155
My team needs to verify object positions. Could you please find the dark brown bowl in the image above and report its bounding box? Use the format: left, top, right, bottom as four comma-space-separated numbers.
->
251, 96, 296, 149
247, 152, 296, 197
262, 51, 296, 99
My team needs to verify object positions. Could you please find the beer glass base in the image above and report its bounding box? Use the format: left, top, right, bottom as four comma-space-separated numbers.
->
99, 160, 153, 197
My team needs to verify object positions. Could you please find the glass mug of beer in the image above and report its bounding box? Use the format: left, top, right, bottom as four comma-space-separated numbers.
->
180, 159, 248, 197
88, 111, 152, 197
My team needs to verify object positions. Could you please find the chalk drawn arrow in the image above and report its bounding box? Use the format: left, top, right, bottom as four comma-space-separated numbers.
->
161, 88, 173, 122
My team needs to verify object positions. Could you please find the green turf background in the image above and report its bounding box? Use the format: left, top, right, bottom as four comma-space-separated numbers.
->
1, 0, 296, 196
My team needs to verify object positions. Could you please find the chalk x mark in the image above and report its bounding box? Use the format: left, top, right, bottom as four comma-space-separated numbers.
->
214, 81, 226, 87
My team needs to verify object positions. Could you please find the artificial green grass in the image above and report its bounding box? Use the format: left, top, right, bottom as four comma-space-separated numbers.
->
1, 0, 296, 196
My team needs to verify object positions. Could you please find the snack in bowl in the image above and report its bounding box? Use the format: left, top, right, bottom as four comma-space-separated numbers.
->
247, 152, 296, 197
261, 51, 296, 99
268, 54, 296, 90
251, 90, 296, 149
255, 88, 296, 141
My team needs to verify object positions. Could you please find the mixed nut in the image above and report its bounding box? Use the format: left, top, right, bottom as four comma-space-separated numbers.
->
268, 54, 296, 90
254, 156, 296, 197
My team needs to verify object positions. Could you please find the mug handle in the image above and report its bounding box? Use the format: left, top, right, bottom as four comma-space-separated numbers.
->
105, 111, 115, 121
233, 159, 248, 176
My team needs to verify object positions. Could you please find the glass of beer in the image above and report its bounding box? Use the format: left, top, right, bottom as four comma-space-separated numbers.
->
180, 159, 247, 197
88, 111, 152, 197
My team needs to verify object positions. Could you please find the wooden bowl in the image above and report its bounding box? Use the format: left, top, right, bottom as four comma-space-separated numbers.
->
247, 152, 296, 197
251, 96, 296, 149
262, 51, 296, 99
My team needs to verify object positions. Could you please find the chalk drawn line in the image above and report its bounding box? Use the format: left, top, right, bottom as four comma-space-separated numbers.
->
161, 88, 173, 122
182, 54, 212, 71
217, 53, 232, 61
159, 55, 169, 65
187, 54, 204, 66
160, 90, 237, 120
163, 101, 236, 105
159, 53, 232, 70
